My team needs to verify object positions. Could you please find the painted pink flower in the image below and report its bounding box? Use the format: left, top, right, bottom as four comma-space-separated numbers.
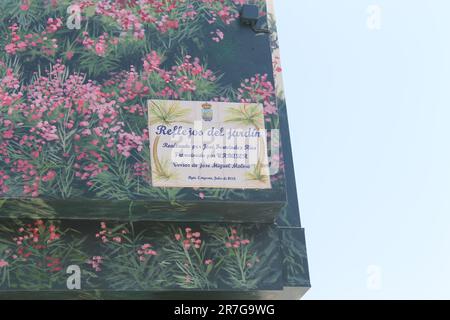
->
205, 259, 213, 265
42, 170, 56, 182
46, 18, 63, 33
0, 260, 8, 268
137, 243, 157, 261
95, 42, 106, 56
2, 130, 13, 139
87, 256, 103, 272
19, 2, 29, 11
211, 29, 224, 42
5, 44, 17, 55
66, 51, 74, 60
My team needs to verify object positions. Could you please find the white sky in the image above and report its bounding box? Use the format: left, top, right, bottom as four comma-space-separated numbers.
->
275, 0, 450, 299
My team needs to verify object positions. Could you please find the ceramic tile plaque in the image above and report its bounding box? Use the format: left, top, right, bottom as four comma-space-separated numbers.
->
148, 100, 271, 189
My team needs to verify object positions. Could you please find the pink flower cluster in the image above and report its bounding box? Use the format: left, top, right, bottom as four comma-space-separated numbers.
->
238, 74, 277, 115
204, 259, 214, 265
81, 32, 118, 57
46, 18, 63, 34
210, 29, 224, 42
8, 160, 56, 196
0, 220, 76, 274
108, 51, 216, 100
97, 0, 146, 39
225, 228, 250, 249
18, 0, 60, 11
156, 16, 179, 33
117, 131, 144, 157
166, 54, 216, 97
111, 66, 150, 103
94, 0, 202, 37
175, 227, 202, 250
137, 243, 157, 262
203, 0, 242, 25
95, 222, 127, 244
11, 220, 61, 262
0, 86, 21, 108
1, 59, 153, 195
19, 0, 30, 11
46, 256, 63, 273
80, 0, 245, 43
10, 160, 39, 197
3, 0, 261, 65
273, 55, 283, 74
4, 23, 59, 57
133, 162, 150, 179
0, 63, 23, 109
13, 220, 60, 246
87, 256, 103, 272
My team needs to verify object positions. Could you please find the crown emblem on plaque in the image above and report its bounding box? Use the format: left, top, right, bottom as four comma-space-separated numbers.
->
201, 102, 213, 122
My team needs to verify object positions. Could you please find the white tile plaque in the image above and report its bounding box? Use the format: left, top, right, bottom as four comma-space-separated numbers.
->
148, 100, 271, 189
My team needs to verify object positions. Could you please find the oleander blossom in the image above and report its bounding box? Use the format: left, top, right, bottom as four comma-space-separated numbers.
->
238, 74, 277, 115
204, 259, 213, 265
211, 29, 224, 42
19, 0, 30, 11
0, 59, 151, 195
174, 227, 202, 250
137, 243, 157, 262
95, 222, 127, 244
87, 256, 103, 272
2, 0, 265, 61
0, 63, 23, 112
90, 0, 247, 39
225, 228, 250, 249
7, 220, 64, 273
4, 23, 59, 57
